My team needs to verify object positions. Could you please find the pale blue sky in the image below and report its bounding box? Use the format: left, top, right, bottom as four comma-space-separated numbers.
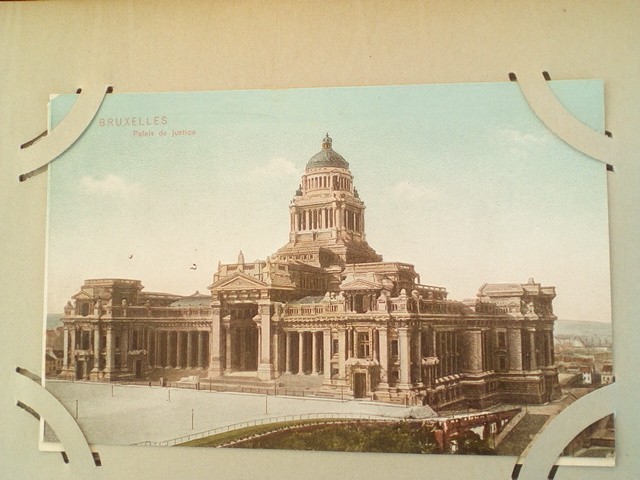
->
46, 81, 610, 322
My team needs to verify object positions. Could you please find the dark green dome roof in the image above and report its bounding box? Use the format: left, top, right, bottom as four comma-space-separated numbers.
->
305, 134, 349, 171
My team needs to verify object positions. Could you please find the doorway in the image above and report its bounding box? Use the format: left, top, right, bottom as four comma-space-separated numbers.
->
75, 361, 84, 380
353, 372, 367, 398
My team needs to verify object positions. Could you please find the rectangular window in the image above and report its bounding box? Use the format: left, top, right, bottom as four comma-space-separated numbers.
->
498, 356, 507, 371
390, 339, 399, 357
357, 332, 370, 358
497, 331, 506, 349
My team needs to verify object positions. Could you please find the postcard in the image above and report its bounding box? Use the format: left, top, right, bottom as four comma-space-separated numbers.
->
43, 82, 613, 460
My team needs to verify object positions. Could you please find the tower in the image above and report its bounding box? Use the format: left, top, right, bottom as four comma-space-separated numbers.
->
272, 134, 381, 267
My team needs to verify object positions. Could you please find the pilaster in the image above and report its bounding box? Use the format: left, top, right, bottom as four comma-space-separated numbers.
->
208, 301, 223, 377
397, 327, 411, 388
256, 300, 274, 380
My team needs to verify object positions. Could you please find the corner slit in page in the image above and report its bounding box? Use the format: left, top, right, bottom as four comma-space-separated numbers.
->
511, 71, 614, 166
14, 367, 100, 468
18, 85, 111, 182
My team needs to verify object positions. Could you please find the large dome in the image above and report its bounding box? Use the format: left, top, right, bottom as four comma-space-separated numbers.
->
305, 134, 349, 171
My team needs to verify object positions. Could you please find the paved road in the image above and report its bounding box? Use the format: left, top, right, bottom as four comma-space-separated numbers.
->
45, 380, 420, 446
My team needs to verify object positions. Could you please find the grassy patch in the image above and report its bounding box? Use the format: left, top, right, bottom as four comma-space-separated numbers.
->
182, 419, 496, 455
180, 419, 329, 448
230, 421, 439, 453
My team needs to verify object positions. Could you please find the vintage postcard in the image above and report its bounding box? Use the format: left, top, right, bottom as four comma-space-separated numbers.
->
43, 82, 613, 459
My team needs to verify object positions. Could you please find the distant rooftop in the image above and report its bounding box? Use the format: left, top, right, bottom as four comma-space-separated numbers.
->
288, 296, 326, 305
170, 291, 211, 307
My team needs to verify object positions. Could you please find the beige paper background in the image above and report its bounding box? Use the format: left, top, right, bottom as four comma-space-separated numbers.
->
1, 1, 638, 479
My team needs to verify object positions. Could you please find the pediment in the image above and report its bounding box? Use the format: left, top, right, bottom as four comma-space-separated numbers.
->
210, 271, 268, 291
340, 279, 383, 291
71, 290, 94, 300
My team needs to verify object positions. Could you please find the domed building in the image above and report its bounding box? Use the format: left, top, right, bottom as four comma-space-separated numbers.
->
58, 135, 560, 409
272, 133, 382, 270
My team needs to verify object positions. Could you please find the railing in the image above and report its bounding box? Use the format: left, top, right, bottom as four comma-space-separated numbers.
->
389, 297, 465, 315
65, 305, 212, 320
414, 284, 448, 295
132, 412, 398, 447
474, 302, 506, 315
285, 304, 342, 316
166, 382, 338, 398
104, 379, 342, 399
283, 297, 467, 317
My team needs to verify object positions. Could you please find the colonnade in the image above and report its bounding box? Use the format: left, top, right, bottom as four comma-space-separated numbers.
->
505, 327, 555, 373
61, 325, 209, 379
292, 206, 364, 234
303, 173, 351, 192
223, 325, 259, 372
294, 207, 335, 231
152, 330, 209, 369
282, 330, 325, 376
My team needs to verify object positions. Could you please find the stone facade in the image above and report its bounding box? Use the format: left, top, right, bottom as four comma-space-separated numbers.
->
59, 279, 211, 382
58, 135, 561, 408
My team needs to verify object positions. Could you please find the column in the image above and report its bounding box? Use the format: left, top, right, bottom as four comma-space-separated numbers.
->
257, 300, 273, 380
105, 327, 114, 376
62, 327, 69, 370
529, 330, 537, 370
239, 328, 246, 370
145, 329, 151, 368
311, 332, 319, 374
298, 331, 305, 374
546, 331, 553, 367
197, 331, 204, 369
285, 331, 292, 374
225, 327, 232, 372
165, 331, 172, 368
345, 327, 351, 356
350, 328, 356, 357
323, 330, 332, 382
338, 328, 346, 382
428, 327, 436, 357
398, 327, 411, 387
413, 327, 423, 384
202, 332, 209, 368
121, 328, 129, 370
176, 331, 184, 368
209, 301, 223, 376
462, 330, 483, 374
378, 327, 389, 387
186, 331, 193, 368
154, 331, 161, 367
92, 327, 100, 373
257, 326, 262, 363
69, 328, 76, 369
372, 327, 378, 359
272, 330, 281, 373
508, 328, 523, 371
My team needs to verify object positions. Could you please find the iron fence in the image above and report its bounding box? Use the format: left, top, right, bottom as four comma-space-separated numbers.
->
132, 412, 397, 447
